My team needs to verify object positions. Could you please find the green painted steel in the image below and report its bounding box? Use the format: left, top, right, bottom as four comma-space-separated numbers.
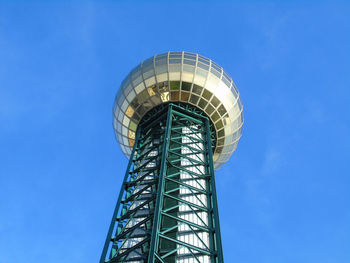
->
101, 103, 224, 263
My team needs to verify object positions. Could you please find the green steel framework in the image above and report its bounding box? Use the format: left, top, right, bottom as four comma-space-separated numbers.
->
101, 103, 224, 263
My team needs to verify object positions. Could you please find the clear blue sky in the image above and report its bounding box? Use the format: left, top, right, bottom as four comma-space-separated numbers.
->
0, 1, 349, 262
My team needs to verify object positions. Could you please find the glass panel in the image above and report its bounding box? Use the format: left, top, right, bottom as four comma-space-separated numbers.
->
210, 67, 221, 78
116, 120, 122, 133
117, 94, 125, 107
169, 71, 181, 80
181, 81, 192, 91
144, 76, 156, 87
156, 72, 167, 83
143, 99, 153, 112
129, 120, 137, 131
150, 95, 162, 105
183, 64, 195, 73
197, 62, 209, 71
181, 72, 193, 82
232, 83, 239, 95
132, 75, 143, 87
121, 100, 128, 112
142, 58, 154, 78
170, 81, 180, 90
169, 58, 181, 64
223, 115, 231, 126
131, 112, 140, 122
130, 97, 141, 109
169, 52, 182, 58
121, 144, 126, 153
217, 128, 225, 138
160, 91, 170, 102
184, 53, 196, 60
192, 84, 203, 95
205, 104, 214, 115
231, 117, 240, 130
222, 76, 231, 87
223, 71, 231, 82
218, 104, 227, 116
202, 89, 212, 100
128, 130, 135, 139
198, 98, 207, 109
128, 139, 135, 148
147, 85, 157, 96
238, 98, 243, 109
138, 89, 149, 103
125, 82, 134, 96
169, 64, 181, 72
155, 55, 167, 64
211, 111, 220, 122
217, 138, 225, 146
198, 55, 210, 65
216, 146, 223, 154
125, 106, 134, 118
210, 96, 220, 108
123, 115, 130, 127
126, 89, 136, 103
117, 134, 123, 143
135, 104, 146, 117
122, 135, 128, 145
224, 134, 233, 145
183, 59, 196, 66
170, 91, 179, 100
131, 66, 141, 80
215, 120, 224, 130
142, 57, 153, 68
155, 64, 167, 74
157, 81, 168, 90
189, 94, 199, 104
222, 145, 232, 154
118, 110, 123, 122
180, 92, 190, 101
230, 84, 238, 98
211, 61, 221, 72
196, 67, 208, 77
143, 70, 155, 80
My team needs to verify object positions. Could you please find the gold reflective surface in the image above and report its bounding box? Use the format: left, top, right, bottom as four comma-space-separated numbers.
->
113, 51, 244, 170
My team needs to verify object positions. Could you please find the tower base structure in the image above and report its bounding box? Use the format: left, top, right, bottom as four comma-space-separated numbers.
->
101, 103, 224, 263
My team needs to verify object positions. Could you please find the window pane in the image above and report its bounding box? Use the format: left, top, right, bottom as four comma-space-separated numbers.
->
210, 96, 220, 108
170, 91, 179, 100
189, 94, 199, 104
170, 81, 180, 90
192, 84, 203, 95
198, 98, 207, 109
180, 92, 190, 101
202, 89, 212, 100
218, 104, 226, 116
181, 81, 192, 91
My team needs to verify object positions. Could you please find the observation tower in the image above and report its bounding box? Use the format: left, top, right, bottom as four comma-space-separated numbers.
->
100, 51, 244, 263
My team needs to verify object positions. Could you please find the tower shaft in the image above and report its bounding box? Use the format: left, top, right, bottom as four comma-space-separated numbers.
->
101, 103, 223, 263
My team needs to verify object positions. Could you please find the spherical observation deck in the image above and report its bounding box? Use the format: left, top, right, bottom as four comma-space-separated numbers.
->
113, 51, 243, 170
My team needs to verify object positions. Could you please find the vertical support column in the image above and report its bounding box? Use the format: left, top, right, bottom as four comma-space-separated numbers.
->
100, 127, 142, 263
205, 118, 224, 263
148, 104, 173, 262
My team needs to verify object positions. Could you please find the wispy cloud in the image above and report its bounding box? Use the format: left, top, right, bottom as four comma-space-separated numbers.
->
262, 146, 283, 175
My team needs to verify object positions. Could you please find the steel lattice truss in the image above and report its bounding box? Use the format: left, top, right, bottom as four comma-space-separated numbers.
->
101, 104, 223, 263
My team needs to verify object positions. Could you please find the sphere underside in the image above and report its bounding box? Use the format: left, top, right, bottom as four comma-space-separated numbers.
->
113, 51, 243, 170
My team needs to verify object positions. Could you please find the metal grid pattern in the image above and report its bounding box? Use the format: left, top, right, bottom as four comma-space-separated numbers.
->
113, 51, 243, 169
101, 104, 223, 263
